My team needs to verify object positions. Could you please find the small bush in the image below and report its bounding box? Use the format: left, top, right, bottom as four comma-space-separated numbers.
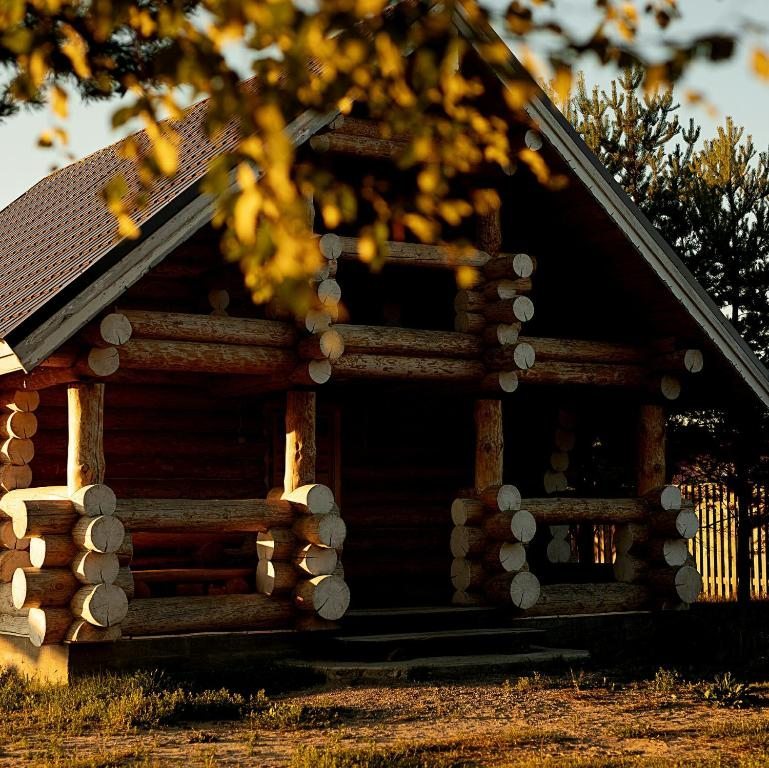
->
700, 673, 755, 709
649, 668, 682, 694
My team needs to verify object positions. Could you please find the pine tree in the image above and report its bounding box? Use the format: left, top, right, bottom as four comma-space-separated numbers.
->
567, 72, 769, 603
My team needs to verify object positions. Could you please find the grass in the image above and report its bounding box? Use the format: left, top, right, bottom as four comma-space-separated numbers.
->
0, 668, 347, 737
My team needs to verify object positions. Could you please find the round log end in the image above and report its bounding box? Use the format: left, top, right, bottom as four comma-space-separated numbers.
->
86, 347, 120, 377
71, 484, 117, 517
308, 359, 332, 385
512, 295, 535, 323
674, 565, 703, 604
319, 329, 345, 361
660, 374, 681, 401
497, 371, 519, 393
101, 313, 133, 346
499, 541, 527, 572
684, 349, 704, 374
675, 509, 699, 539
11, 567, 26, 610
510, 571, 540, 610
510, 509, 536, 543
662, 538, 690, 567
72, 583, 129, 627
319, 233, 342, 260
513, 342, 536, 370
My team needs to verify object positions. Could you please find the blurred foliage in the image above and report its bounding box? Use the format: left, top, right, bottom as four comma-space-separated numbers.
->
0, 0, 765, 307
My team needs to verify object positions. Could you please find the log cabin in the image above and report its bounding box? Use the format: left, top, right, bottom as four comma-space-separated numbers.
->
0, 4, 767, 679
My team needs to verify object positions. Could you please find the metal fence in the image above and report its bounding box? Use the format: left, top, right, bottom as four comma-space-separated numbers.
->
681, 484, 769, 600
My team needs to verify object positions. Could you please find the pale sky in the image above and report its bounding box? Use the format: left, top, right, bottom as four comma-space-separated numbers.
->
0, 0, 768, 210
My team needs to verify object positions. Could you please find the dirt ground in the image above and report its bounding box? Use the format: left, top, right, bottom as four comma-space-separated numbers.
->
3, 670, 769, 768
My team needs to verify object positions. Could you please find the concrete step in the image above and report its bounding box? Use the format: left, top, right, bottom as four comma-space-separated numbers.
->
341, 605, 508, 635
282, 646, 590, 684
327, 627, 545, 661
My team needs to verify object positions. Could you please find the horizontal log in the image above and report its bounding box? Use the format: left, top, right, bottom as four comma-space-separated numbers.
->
485, 571, 540, 609
453, 290, 485, 313
116, 498, 294, 532
519, 362, 645, 389
454, 312, 486, 334
255, 560, 298, 595
479, 485, 521, 512
3, 485, 116, 517
121, 594, 294, 635
294, 543, 338, 576
523, 498, 648, 525
483, 297, 535, 324
334, 324, 482, 359
483, 510, 537, 542
337, 236, 491, 269
118, 339, 296, 375
333, 354, 485, 382
483, 343, 536, 371
28, 607, 71, 646
256, 529, 296, 561
649, 504, 698, 539
482, 323, 521, 347
451, 498, 485, 526
2, 498, 77, 539
64, 618, 122, 644
483, 253, 536, 280
123, 311, 296, 348
652, 349, 704, 374
449, 526, 486, 558
451, 558, 486, 591
522, 583, 652, 616
310, 132, 407, 160
525, 337, 647, 365
282, 484, 335, 515
132, 567, 252, 583
297, 329, 345, 361
293, 514, 347, 548
0, 550, 31, 581
131, 531, 247, 550
482, 278, 533, 301
12, 567, 78, 608
647, 564, 702, 604
29, 535, 77, 568
484, 541, 528, 572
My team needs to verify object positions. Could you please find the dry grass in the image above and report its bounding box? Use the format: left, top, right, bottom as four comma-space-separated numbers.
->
1, 667, 769, 766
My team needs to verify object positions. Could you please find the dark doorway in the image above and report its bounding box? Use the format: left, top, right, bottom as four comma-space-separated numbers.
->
334, 386, 475, 608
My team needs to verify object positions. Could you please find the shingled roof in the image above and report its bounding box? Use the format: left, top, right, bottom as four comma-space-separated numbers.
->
0, 93, 243, 343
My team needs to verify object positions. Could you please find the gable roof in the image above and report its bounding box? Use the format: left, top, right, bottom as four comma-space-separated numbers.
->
0, 4, 767, 408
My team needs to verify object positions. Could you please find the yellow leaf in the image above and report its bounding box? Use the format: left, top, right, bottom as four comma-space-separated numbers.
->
234, 189, 262, 244
153, 135, 179, 176
50, 85, 68, 118
456, 266, 479, 289
117, 214, 140, 239
59, 24, 91, 79
519, 148, 550, 184
322, 203, 341, 229
753, 49, 769, 81
358, 233, 376, 263
402, 213, 437, 242
552, 67, 572, 107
